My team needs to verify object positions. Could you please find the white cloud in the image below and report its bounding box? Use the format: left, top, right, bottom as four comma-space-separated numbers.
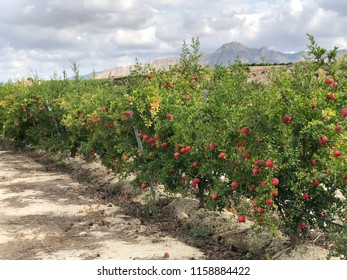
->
114, 27, 157, 47
333, 38, 347, 50
316, 0, 347, 16
1, 0, 347, 81
83, 0, 137, 12
289, 0, 304, 16
236, 13, 265, 40
148, 0, 185, 7
23, 4, 35, 15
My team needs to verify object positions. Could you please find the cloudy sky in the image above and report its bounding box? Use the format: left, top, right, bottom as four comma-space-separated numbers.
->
1, 0, 347, 81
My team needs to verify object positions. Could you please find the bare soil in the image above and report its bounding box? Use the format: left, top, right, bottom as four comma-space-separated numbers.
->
0, 147, 203, 260
0, 144, 337, 260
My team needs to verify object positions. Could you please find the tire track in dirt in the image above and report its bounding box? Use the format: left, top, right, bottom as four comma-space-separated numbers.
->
0, 149, 204, 260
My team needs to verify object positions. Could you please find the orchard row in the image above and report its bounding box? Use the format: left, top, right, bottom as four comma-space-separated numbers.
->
0, 38, 346, 253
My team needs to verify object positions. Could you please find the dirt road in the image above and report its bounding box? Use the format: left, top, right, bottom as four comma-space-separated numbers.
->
0, 148, 204, 260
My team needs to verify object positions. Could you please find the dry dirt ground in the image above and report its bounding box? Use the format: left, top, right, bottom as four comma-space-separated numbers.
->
0, 145, 339, 260
0, 147, 204, 260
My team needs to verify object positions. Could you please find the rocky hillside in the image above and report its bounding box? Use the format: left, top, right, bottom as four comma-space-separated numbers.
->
200, 41, 305, 66
95, 57, 180, 79
89, 42, 346, 79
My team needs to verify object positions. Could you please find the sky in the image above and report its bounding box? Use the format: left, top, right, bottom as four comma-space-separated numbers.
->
1, 0, 347, 81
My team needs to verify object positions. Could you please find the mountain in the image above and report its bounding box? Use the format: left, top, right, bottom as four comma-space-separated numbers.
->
87, 42, 345, 79
93, 57, 180, 79
200, 41, 305, 66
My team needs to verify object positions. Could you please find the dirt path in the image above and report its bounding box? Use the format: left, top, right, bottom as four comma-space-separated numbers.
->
0, 148, 204, 260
